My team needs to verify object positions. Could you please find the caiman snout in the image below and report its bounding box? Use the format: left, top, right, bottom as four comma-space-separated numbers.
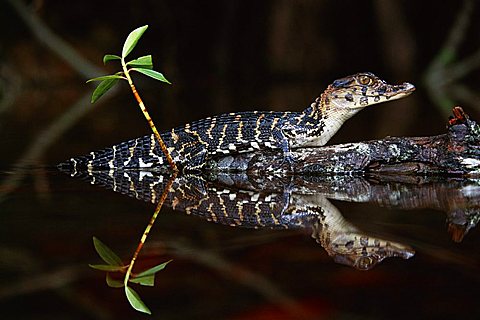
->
377, 82, 415, 99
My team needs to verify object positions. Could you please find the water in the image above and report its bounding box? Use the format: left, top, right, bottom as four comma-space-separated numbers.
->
1, 167, 479, 319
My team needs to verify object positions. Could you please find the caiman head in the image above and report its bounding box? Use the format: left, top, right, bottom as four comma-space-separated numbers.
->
321, 72, 415, 111
301, 72, 415, 147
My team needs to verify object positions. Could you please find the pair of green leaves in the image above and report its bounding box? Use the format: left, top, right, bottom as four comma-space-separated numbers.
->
87, 25, 171, 103
89, 237, 171, 314
86, 25, 173, 315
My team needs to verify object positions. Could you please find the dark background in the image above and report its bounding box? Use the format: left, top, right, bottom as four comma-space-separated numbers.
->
0, 0, 479, 319
1, 0, 479, 166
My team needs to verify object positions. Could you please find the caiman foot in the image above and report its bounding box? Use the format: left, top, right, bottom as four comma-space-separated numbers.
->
273, 152, 295, 173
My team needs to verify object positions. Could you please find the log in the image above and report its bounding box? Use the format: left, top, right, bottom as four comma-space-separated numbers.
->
212, 107, 480, 176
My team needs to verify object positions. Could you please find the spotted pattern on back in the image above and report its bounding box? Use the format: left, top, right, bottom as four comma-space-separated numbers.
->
69, 169, 321, 229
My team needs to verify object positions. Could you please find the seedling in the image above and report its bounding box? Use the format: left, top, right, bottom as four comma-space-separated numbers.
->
87, 25, 177, 172
90, 236, 172, 314
88, 25, 179, 314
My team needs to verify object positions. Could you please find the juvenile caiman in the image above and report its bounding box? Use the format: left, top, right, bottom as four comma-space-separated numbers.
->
59, 72, 415, 173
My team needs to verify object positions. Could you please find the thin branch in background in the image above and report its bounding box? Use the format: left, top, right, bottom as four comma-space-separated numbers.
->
166, 239, 313, 319
424, 0, 478, 115
0, 92, 93, 201
445, 48, 480, 83
0, 264, 85, 300
0, 64, 22, 116
449, 84, 480, 108
0, 252, 112, 320
6, 0, 102, 79
430, 1, 473, 68
1, 0, 119, 201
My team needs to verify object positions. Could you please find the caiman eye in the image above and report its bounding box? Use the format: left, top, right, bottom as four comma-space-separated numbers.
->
358, 75, 373, 85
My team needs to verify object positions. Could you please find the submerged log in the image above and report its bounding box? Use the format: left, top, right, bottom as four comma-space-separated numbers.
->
213, 107, 480, 176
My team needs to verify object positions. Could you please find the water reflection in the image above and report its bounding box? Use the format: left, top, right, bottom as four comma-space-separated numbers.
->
59, 166, 480, 270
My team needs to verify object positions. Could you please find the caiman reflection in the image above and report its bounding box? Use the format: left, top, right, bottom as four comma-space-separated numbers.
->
58, 166, 432, 270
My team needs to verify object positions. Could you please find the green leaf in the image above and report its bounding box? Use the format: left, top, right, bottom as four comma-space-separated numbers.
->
106, 273, 125, 288
127, 55, 153, 68
89, 264, 125, 272
122, 25, 148, 59
90, 78, 119, 103
131, 68, 171, 84
86, 74, 124, 83
125, 286, 151, 314
136, 260, 172, 277
92, 237, 123, 266
103, 54, 121, 64
129, 274, 155, 286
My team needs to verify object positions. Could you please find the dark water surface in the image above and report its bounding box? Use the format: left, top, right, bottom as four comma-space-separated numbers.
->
1, 168, 479, 319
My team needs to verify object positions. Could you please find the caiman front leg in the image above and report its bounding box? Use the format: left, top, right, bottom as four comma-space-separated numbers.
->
272, 124, 303, 170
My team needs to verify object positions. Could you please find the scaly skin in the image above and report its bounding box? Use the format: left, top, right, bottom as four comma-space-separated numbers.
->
63, 169, 415, 270
59, 72, 415, 173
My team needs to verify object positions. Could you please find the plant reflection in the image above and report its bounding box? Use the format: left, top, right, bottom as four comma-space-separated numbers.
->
63, 167, 478, 270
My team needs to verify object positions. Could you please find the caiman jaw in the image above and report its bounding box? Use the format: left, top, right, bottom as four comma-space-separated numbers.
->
381, 82, 415, 100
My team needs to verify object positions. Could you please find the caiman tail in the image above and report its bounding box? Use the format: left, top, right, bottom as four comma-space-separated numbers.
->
57, 134, 168, 174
